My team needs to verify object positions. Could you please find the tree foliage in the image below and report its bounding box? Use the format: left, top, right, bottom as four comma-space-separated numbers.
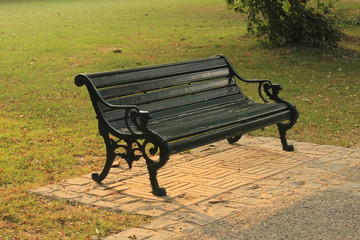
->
226, 0, 341, 47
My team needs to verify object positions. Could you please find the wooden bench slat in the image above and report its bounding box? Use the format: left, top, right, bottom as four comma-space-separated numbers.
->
152, 103, 289, 141
106, 93, 246, 127
98, 68, 230, 100
107, 94, 248, 129
169, 111, 291, 153
101, 77, 236, 112
104, 87, 242, 123
107, 101, 288, 142
148, 94, 246, 121
91, 56, 228, 88
104, 77, 234, 106
150, 98, 254, 125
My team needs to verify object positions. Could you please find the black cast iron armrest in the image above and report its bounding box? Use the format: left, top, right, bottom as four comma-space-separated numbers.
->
100, 101, 152, 136
220, 55, 283, 103
237, 77, 284, 103
75, 73, 152, 132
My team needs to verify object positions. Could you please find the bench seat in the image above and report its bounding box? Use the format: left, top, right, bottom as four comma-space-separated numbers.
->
141, 101, 289, 152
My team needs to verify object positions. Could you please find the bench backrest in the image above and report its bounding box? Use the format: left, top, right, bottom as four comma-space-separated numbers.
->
76, 55, 247, 126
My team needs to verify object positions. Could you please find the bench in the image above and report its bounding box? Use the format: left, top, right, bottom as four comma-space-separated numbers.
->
74, 55, 299, 196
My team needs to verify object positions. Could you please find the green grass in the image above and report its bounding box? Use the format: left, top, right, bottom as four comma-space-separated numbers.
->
0, 0, 359, 238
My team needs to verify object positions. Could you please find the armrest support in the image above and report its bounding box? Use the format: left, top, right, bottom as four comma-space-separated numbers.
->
219, 55, 284, 103
262, 83, 283, 103
130, 110, 152, 134
96, 98, 152, 136
239, 78, 284, 103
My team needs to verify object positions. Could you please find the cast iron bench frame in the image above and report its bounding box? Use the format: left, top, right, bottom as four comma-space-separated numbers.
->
75, 55, 299, 196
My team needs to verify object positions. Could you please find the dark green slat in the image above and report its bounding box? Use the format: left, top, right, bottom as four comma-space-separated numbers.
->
150, 97, 254, 125
101, 77, 236, 112
169, 111, 290, 153
105, 92, 245, 125
98, 68, 230, 100
152, 103, 289, 141
148, 94, 246, 121
111, 100, 289, 141
91, 57, 228, 88
137, 86, 240, 116
105, 95, 245, 128
106, 86, 242, 120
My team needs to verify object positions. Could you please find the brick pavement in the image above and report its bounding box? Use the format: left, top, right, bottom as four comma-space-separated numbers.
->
29, 136, 360, 240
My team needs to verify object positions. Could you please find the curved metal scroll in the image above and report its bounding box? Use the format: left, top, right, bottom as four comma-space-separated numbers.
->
114, 136, 169, 170
259, 82, 283, 103
124, 108, 151, 136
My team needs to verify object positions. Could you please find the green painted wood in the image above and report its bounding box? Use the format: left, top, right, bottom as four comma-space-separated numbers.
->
90, 56, 228, 88
169, 111, 290, 153
98, 68, 230, 100
105, 94, 243, 132
103, 83, 240, 122
101, 77, 234, 109
147, 94, 246, 121
107, 94, 248, 129
151, 103, 289, 141
107, 101, 288, 143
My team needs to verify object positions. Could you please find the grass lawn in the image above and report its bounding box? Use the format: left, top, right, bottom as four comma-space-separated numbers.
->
0, 0, 359, 238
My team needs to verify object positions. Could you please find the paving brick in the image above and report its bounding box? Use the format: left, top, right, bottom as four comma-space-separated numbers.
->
62, 177, 92, 185
187, 185, 223, 195
120, 188, 160, 201
180, 214, 214, 226
147, 230, 177, 240
166, 183, 198, 193
350, 150, 360, 158
179, 176, 210, 184
187, 158, 220, 167
104, 228, 157, 240
158, 170, 189, 179
87, 189, 112, 197
71, 195, 99, 205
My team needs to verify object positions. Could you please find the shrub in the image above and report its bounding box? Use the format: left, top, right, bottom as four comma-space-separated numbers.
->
226, 0, 342, 47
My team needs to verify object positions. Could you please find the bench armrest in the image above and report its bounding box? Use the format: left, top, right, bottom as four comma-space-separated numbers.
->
97, 98, 152, 133
131, 110, 152, 134
76, 74, 154, 136
219, 55, 284, 103
251, 80, 283, 103
237, 77, 284, 103
110, 105, 152, 136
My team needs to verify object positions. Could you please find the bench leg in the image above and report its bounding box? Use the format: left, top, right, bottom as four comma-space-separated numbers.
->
277, 123, 295, 151
92, 133, 117, 182
147, 165, 167, 196
142, 137, 170, 196
227, 135, 242, 144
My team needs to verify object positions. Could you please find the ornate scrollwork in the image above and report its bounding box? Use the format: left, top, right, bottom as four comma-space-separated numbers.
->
108, 107, 168, 169
93, 116, 170, 196
106, 134, 169, 196
124, 107, 152, 135
111, 138, 142, 168
259, 82, 283, 103
110, 136, 167, 170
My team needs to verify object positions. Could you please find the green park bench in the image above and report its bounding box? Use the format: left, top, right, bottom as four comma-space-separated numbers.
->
74, 55, 299, 196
